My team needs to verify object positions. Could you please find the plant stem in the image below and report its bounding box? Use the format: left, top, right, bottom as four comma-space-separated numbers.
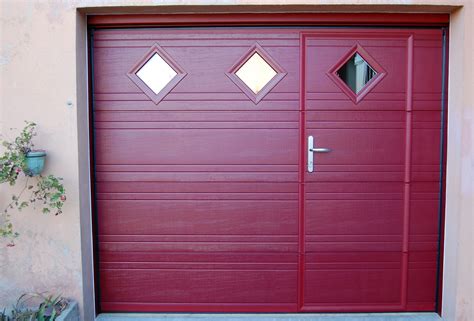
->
3, 177, 29, 213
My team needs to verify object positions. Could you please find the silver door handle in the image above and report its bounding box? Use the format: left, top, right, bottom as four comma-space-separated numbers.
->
310, 147, 331, 153
308, 136, 331, 173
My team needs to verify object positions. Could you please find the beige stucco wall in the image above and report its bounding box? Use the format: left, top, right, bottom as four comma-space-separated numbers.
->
0, 1, 472, 321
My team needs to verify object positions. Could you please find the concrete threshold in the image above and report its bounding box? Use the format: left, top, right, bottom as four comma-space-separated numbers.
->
97, 313, 442, 321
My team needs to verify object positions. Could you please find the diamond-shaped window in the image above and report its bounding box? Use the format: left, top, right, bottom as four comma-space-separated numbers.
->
235, 53, 277, 94
227, 43, 287, 104
336, 53, 377, 94
136, 53, 177, 95
128, 44, 187, 105
327, 44, 386, 104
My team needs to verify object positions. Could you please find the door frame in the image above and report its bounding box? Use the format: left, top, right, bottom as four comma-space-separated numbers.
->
87, 13, 449, 315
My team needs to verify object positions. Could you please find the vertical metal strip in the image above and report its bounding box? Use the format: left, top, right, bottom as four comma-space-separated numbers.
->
88, 28, 102, 314
435, 27, 448, 313
401, 34, 414, 310
297, 32, 307, 312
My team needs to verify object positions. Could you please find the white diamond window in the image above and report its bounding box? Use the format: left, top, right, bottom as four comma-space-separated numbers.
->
136, 53, 178, 95
235, 53, 277, 94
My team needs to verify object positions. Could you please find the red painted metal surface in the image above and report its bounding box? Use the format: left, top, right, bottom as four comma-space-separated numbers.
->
301, 29, 443, 312
92, 28, 444, 313
88, 13, 449, 28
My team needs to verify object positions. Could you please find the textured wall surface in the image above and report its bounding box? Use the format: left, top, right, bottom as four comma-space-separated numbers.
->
0, 1, 472, 321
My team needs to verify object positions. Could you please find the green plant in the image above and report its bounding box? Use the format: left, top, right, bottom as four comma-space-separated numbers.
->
0, 122, 66, 244
4, 293, 68, 321
1, 309, 10, 321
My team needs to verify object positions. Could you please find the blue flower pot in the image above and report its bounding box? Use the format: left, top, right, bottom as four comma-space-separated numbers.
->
25, 150, 46, 176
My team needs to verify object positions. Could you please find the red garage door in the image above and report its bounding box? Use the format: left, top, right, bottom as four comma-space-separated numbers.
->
92, 28, 445, 313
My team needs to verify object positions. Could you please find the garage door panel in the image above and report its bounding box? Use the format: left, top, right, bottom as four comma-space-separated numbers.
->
93, 28, 444, 313
305, 100, 406, 111
306, 110, 406, 129
94, 121, 298, 130
97, 192, 297, 201
94, 110, 299, 122
305, 200, 403, 237
94, 37, 299, 94
97, 200, 297, 235
96, 171, 298, 182
95, 181, 298, 194
304, 269, 401, 304
94, 92, 299, 102
99, 269, 297, 304
305, 45, 407, 96
305, 182, 404, 194
304, 129, 405, 166
407, 251, 438, 306
94, 38, 300, 49
410, 200, 439, 235
95, 129, 297, 165
412, 128, 441, 165
413, 45, 443, 94
408, 235, 438, 252
304, 252, 402, 305
99, 241, 297, 253
94, 100, 299, 111
306, 38, 408, 48
302, 30, 443, 312
100, 251, 298, 264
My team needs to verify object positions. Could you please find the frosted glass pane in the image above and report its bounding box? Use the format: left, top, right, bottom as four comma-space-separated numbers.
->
337, 53, 377, 94
235, 53, 277, 94
136, 53, 177, 95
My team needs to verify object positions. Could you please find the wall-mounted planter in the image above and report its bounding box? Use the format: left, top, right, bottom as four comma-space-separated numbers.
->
25, 150, 46, 176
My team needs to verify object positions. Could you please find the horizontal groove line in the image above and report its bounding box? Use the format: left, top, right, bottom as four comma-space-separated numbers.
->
94, 92, 298, 95
96, 181, 299, 183
99, 302, 295, 306
306, 120, 405, 123
96, 127, 297, 130
99, 233, 436, 237
101, 261, 296, 264
94, 91, 439, 95
305, 241, 402, 243
306, 128, 405, 130
96, 180, 442, 183
96, 170, 296, 174
97, 199, 298, 201
96, 45, 299, 48
305, 268, 401, 271
94, 36, 299, 40
99, 267, 297, 272
306, 198, 410, 202
306, 99, 405, 102
92, 108, 299, 111
94, 108, 440, 113
97, 192, 298, 194
98, 250, 413, 254
95, 99, 299, 102
302, 303, 402, 306
101, 241, 297, 244
99, 234, 296, 237
306, 192, 403, 194
96, 164, 298, 166
94, 120, 299, 123
97, 171, 422, 173
308, 261, 401, 264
